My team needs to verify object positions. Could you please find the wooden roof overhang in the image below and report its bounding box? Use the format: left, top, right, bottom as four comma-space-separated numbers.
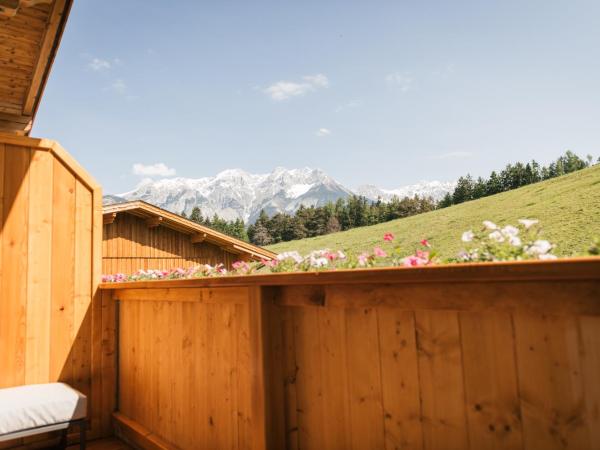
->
103, 201, 278, 262
0, 0, 73, 135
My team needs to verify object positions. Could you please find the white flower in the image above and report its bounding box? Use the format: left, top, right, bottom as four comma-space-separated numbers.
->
527, 240, 553, 256
309, 257, 329, 268
538, 253, 558, 260
488, 230, 505, 242
278, 251, 303, 264
337, 250, 347, 259
501, 225, 519, 237
508, 236, 522, 247
483, 220, 498, 230
519, 218, 539, 229
462, 230, 474, 242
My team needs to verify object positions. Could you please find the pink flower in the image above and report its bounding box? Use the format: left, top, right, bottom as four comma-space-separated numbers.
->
325, 251, 338, 261
358, 252, 369, 267
383, 233, 395, 242
262, 258, 278, 268
420, 239, 430, 247
403, 255, 428, 267
373, 247, 387, 258
403, 256, 420, 267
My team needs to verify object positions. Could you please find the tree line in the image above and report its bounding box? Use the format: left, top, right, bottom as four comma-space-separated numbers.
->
181, 194, 436, 246
181, 150, 596, 246
247, 195, 436, 246
181, 208, 249, 241
439, 150, 595, 207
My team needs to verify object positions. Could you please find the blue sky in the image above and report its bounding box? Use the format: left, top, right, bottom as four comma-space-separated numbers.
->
34, 0, 600, 194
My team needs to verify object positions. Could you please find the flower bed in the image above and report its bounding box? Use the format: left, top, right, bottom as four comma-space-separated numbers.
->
101, 219, 595, 282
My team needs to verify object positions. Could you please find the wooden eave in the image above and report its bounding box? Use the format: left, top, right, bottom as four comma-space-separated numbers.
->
0, 0, 73, 135
102, 201, 278, 261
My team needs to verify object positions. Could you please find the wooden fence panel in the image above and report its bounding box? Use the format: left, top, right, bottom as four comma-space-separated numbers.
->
115, 287, 253, 449
103, 260, 600, 450
0, 135, 107, 447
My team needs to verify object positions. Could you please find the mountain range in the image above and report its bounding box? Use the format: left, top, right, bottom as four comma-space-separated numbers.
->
105, 167, 456, 223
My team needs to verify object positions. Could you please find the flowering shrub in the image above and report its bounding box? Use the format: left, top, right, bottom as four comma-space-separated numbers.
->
100, 218, 586, 283
457, 219, 557, 262
101, 265, 227, 283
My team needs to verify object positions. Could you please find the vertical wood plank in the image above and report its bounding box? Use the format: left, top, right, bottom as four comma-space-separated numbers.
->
100, 288, 116, 437
264, 296, 286, 450
248, 286, 268, 450
72, 181, 93, 396
415, 310, 468, 450
0, 145, 30, 388
460, 312, 523, 450
579, 316, 600, 449
293, 306, 325, 450
25, 148, 52, 384
280, 307, 300, 450
345, 307, 386, 450
318, 307, 352, 450
377, 308, 423, 450
50, 158, 75, 382
193, 302, 209, 449
514, 312, 589, 450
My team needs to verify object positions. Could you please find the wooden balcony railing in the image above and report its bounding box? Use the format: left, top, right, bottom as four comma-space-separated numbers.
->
100, 258, 600, 450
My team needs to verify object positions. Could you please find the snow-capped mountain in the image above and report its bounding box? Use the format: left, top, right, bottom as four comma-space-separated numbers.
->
112, 167, 454, 223
355, 180, 456, 203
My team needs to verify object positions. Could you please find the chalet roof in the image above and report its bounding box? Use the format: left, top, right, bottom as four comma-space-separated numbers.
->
103, 201, 277, 261
0, 0, 73, 135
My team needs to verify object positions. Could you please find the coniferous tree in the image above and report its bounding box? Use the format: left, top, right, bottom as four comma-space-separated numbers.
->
189, 206, 203, 224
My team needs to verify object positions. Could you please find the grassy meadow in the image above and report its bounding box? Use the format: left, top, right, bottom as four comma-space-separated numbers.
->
266, 164, 600, 259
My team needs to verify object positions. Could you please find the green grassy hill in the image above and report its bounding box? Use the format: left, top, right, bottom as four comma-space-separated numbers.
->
266, 164, 600, 259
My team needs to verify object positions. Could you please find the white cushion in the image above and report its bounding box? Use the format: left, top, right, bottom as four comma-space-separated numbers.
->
0, 383, 86, 439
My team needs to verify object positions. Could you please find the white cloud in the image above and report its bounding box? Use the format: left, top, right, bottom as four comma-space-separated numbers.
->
132, 163, 176, 177
385, 72, 413, 92
431, 151, 473, 160
88, 58, 111, 71
316, 128, 332, 137
303, 73, 329, 88
263, 73, 329, 101
110, 79, 127, 94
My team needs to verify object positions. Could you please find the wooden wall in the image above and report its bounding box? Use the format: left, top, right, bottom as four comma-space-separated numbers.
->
106, 260, 600, 450
0, 134, 113, 447
103, 213, 239, 275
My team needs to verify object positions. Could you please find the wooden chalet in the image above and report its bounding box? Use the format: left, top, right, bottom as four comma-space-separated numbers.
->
102, 201, 276, 275
1, 2, 600, 450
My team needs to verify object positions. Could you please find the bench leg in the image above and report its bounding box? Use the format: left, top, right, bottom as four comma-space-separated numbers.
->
59, 428, 68, 450
79, 421, 87, 450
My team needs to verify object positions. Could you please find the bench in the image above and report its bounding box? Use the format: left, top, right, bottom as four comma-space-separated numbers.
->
0, 383, 87, 449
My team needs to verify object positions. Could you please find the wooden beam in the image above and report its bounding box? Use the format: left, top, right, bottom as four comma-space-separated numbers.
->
145, 216, 162, 228
220, 244, 242, 254
103, 212, 116, 225
22, 0, 68, 115
233, 244, 272, 260
190, 232, 207, 244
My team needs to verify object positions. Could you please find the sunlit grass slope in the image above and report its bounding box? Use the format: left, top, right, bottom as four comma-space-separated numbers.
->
266, 164, 600, 259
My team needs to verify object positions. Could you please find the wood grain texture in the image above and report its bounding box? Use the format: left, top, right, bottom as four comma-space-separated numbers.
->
103, 260, 600, 450
0, 1, 73, 134
0, 137, 106, 446
115, 287, 253, 449
102, 210, 273, 275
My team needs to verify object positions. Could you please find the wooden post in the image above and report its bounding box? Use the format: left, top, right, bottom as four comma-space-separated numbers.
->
248, 286, 268, 450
